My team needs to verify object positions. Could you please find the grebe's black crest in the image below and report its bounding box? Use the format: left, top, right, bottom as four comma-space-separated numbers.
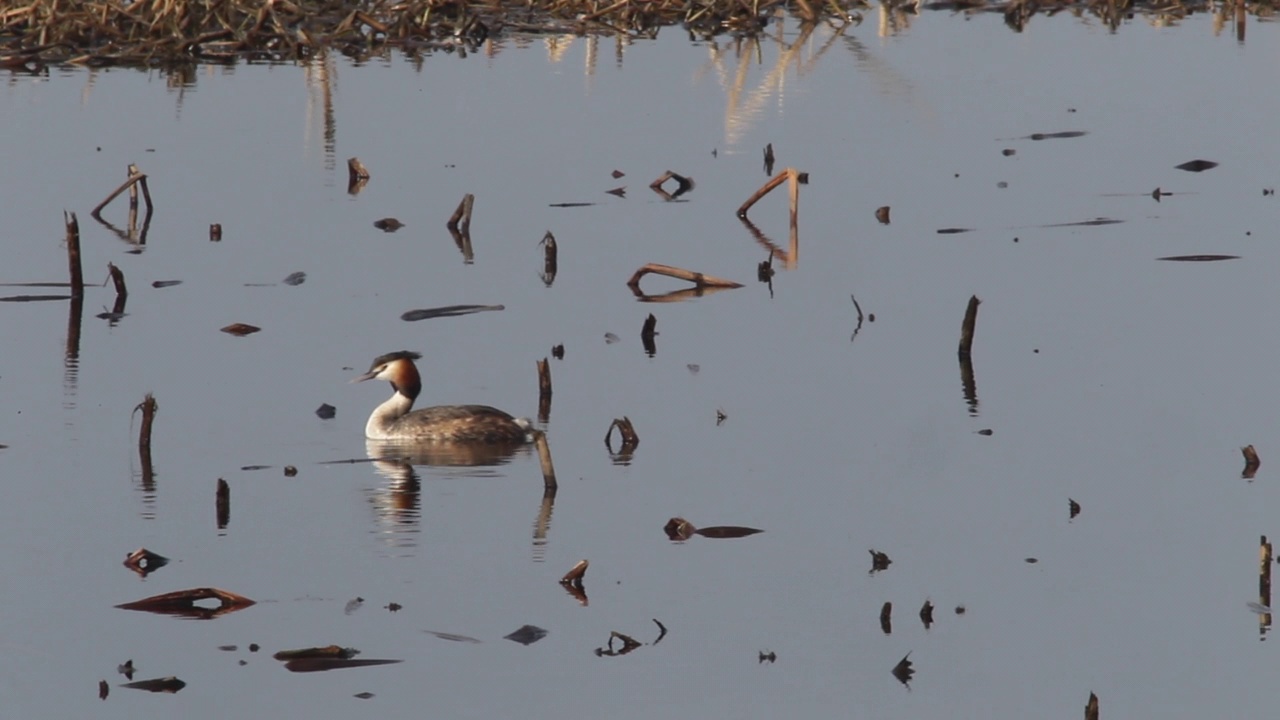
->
368, 350, 421, 369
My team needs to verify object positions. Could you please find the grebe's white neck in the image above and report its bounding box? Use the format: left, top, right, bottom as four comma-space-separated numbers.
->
365, 390, 415, 440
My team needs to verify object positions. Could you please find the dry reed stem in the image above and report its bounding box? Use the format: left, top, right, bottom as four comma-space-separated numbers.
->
958, 295, 980, 358
626, 263, 742, 293
64, 211, 83, 296
447, 193, 475, 233
92, 171, 147, 218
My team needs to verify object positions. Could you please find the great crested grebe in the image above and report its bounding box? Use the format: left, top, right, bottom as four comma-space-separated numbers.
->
353, 351, 533, 442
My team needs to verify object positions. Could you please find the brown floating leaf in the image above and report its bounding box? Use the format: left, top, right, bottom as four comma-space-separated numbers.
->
116, 587, 255, 619
611, 170, 625, 179
123, 547, 169, 577
1069, 498, 1082, 519
875, 206, 891, 225
220, 323, 260, 336
1175, 159, 1218, 172
121, 677, 186, 693
209, 224, 222, 242
1243, 444, 1261, 479
664, 517, 697, 541
373, 218, 403, 232
1156, 254, 1240, 262
400, 304, 504, 321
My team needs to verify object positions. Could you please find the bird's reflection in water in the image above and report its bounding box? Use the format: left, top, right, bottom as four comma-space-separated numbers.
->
363, 439, 533, 549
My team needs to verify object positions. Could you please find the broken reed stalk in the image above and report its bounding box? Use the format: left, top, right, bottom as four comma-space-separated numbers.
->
958, 295, 981, 358
92, 168, 151, 218
136, 394, 157, 479
107, 262, 127, 303
216, 478, 230, 530
1261, 535, 1273, 621
560, 559, 588, 586
626, 263, 742, 292
65, 211, 83, 297
534, 430, 557, 491
737, 167, 805, 220
447, 193, 475, 233
347, 157, 370, 183
1085, 692, 1099, 720
536, 357, 552, 423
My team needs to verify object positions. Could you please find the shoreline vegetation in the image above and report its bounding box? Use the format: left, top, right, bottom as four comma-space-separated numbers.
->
1, 0, 1273, 69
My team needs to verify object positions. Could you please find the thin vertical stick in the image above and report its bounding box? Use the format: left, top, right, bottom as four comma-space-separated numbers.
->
107, 262, 128, 303
136, 394, 157, 487
537, 357, 552, 424
786, 168, 800, 269
958, 295, 981, 358
65, 211, 84, 297
1261, 535, 1273, 635
216, 478, 230, 530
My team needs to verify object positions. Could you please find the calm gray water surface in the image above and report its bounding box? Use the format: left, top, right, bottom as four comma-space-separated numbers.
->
2, 11, 1280, 719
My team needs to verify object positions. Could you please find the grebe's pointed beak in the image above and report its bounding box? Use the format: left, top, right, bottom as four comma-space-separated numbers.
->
351, 370, 379, 383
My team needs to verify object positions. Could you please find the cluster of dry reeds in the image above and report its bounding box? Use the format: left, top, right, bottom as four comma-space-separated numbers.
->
0, 0, 860, 67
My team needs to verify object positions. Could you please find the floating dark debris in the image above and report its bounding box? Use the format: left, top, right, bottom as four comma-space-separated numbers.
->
1175, 159, 1218, 172
1069, 498, 1082, 519
121, 677, 185, 694
1243, 444, 1261, 479
282, 271, 306, 286
123, 547, 169, 577
763, 143, 775, 175
117, 659, 135, 680
373, 218, 403, 232
504, 625, 548, 646
316, 403, 336, 420
386, 602, 401, 612
650, 170, 695, 200
241, 464, 271, 471
1086, 692, 1099, 720
98, 679, 109, 700
400, 304, 504, 321
354, 692, 375, 700
891, 653, 914, 688
218, 645, 237, 652
1002, 148, 1016, 156
759, 650, 777, 664
605, 417, 639, 455
209, 223, 222, 242
604, 333, 621, 345
1025, 557, 1039, 564
976, 429, 993, 436
551, 344, 564, 360
1039, 217, 1123, 228
549, 202, 595, 208
663, 517, 762, 540
561, 559, 589, 587
116, 587, 255, 619
424, 631, 482, 644
151, 280, 182, 288
1156, 254, 1239, 262
880, 602, 892, 634
936, 228, 973, 235
220, 323, 261, 336
875, 206, 891, 225
344, 597, 364, 615
687, 364, 700, 374
920, 600, 934, 629
605, 186, 626, 197
1025, 131, 1088, 140
869, 549, 892, 574
611, 170, 625, 179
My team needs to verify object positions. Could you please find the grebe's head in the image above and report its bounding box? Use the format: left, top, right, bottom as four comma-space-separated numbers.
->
352, 351, 423, 397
